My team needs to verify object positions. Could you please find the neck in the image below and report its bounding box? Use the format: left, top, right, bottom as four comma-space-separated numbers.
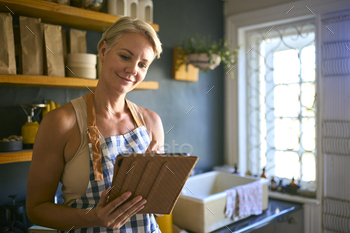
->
93, 83, 126, 119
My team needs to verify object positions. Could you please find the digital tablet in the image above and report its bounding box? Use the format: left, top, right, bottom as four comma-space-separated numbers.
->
107, 153, 198, 214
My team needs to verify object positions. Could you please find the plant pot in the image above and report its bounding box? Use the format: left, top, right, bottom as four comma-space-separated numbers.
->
187, 53, 221, 70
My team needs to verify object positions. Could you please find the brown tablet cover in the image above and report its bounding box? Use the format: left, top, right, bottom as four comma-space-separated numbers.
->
107, 153, 198, 214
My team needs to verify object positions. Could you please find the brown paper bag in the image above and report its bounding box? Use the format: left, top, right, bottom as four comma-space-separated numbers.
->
70, 28, 87, 53
0, 13, 16, 74
43, 23, 65, 77
19, 16, 44, 75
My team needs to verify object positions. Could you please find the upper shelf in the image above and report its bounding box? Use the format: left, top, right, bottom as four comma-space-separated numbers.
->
0, 75, 159, 90
0, 0, 159, 32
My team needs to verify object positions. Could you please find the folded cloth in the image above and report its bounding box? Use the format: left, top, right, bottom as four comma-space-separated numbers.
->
225, 181, 263, 219
225, 188, 237, 218
236, 180, 263, 218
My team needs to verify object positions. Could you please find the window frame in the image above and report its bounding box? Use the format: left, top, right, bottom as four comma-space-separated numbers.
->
244, 20, 317, 182
224, 2, 350, 232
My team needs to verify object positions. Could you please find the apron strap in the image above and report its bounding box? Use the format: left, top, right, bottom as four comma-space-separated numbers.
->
87, 89, 103, 181
86, 90, 145, 181
125, 99, 144, 128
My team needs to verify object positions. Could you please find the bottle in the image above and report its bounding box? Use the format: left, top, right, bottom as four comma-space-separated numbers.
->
233, 163, 239, 174
260, 167, 268, 178
21, 105, 41, 149
270, 176, 277, 191
277, 180, 284, 193
22, 121, 39, 149
290, 177, 297, 185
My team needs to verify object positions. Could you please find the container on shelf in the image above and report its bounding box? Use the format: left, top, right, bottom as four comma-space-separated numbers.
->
138, 0, 153, 23
56, 0, 70, 5
108, 0, 127, 16
107, 0, 117, 15
126, 0, 138, 18
0, 140, 23, 152
20, 104, 46, 149
71, 0, 104, 11
67, 53, 97, 64
66, 53, 97, 79
66, 66, 96, 79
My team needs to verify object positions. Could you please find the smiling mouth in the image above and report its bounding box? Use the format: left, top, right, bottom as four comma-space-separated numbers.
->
116, 73, 134, 83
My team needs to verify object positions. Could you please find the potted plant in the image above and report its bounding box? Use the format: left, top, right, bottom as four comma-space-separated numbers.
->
178, 34, 238, 78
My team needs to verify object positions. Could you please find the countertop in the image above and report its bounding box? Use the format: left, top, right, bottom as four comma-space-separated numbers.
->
210, 198, 303, 233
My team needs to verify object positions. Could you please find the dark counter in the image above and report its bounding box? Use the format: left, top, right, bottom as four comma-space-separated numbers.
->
211, 198, 303, 233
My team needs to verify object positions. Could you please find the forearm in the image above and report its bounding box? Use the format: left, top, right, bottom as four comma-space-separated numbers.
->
28, 202, 97, 231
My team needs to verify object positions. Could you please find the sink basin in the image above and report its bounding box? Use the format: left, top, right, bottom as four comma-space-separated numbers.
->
172, 171, 269, 233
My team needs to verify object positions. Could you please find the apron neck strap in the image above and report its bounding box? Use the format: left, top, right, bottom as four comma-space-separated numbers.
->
125, 99, 143, 128
87, 89, 103, 181
87, 89, 97, 127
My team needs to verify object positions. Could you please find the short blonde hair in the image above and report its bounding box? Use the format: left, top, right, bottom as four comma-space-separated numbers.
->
97, 17, 162, 59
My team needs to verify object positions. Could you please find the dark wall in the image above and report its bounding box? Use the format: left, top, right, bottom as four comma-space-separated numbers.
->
0, 0, 225, 207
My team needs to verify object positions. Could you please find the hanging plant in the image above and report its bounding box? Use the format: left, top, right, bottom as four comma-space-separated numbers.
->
177, 34, 239, 79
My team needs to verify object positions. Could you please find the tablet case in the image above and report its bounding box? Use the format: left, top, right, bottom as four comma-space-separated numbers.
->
107, 153, 198, 214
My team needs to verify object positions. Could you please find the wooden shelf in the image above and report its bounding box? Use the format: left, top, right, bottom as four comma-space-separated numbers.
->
269, 191, 320, 205
0, 75, 159, 90
0, 150, 32, 164
0, 0, 159, 32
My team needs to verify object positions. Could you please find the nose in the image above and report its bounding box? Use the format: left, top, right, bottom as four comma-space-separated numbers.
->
125, 62, 138, 76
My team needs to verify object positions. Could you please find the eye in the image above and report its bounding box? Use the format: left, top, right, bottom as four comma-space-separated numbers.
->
139, 63, 147, 69
120, 55, 130, 60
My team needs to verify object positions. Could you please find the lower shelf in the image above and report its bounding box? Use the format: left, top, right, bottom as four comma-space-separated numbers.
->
0, 75, 159, 89
269, 191, 320, 205
0, 150, 32, 164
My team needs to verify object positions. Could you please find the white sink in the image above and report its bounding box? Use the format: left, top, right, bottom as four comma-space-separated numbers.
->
172, 171, 269, 233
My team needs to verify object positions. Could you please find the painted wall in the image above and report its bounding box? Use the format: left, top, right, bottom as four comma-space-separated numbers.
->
0, 0, 225, 210
224, 0, 301, 16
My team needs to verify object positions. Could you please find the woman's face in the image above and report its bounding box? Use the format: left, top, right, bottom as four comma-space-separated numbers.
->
99, 32, 154, 94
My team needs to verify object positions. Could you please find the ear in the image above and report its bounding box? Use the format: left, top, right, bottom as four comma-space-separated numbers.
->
99, 40, 107, 63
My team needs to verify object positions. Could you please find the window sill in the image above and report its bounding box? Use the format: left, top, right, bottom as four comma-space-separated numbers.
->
269, 191, 320, 205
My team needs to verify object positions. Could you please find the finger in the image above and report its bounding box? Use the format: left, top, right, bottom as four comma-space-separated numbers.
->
96, 187, 112, 208
146, 140, 158, 153
129, 203, 145, 216
109, 204, 145, 230
104, 191, 133, 215
110, 197, 145, 220
114, 202, 146, 228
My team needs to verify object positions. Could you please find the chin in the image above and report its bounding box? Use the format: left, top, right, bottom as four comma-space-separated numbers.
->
113, 82, 139, 94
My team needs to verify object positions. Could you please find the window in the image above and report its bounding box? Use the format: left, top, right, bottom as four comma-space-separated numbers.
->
245, 20, 316, 182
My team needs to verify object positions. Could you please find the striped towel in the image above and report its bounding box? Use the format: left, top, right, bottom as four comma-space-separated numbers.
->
225, 181, 263, 219
225, 188, 237, 218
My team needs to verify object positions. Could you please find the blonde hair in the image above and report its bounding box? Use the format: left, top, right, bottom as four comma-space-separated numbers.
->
97, 17, 162, 59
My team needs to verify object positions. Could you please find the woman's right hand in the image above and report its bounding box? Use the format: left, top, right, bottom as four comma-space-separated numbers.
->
91, 188, 147, 229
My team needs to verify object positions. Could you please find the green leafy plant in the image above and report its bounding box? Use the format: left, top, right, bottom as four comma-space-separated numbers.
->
178, 34, 239, 78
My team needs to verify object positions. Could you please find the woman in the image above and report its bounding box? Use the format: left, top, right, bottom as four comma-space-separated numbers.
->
26, 17, 164, 233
